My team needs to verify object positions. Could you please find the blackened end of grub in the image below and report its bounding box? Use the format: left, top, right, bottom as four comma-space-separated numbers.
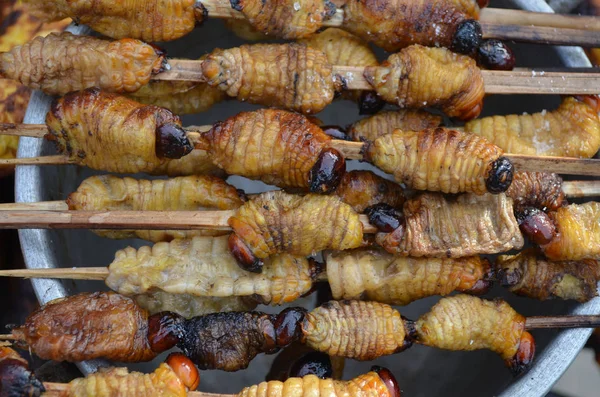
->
451, 20, 482, 57
364, 203, 404, 233
321, 125, 350, 141
323, 0, 337, 18
477, 0, 489, 7
237, 189, 249, 202
308, 258, 326, 280
506, 332, 535, 377
274, 307, 308, 347
358, 91, 386, 115
194, 2, 208, 24
229, 233, 263, 273
309, 148, 346, 194
289, 352, 333, 379
155, 124, 193, 159
0, 359, 45, 397
497, 266, 522, 288
147, 311, 184, 353
230, 0, 244, 11
372, 366, 402, 397
401, 317, 417, 349
485, 157, 513, 194
516, 207, 557, 246
148, 42, 167, 57
477, 39, 516, 71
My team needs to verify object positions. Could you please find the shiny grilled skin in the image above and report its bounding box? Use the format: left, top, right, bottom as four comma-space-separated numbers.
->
347, 110, 442, 142
541, 202, 600, 261
199, 109, 342, 191
231, 0, 336, 38
21, 0, 206, 42
333, 171, 405, 213
134, 292, 257, 319
364, 45, 485, 120
0, 32, 166, 95
106, 235, 316, 305
325, 249, 492, 305
228, 191, 364, 269
497, 249, 600, 302
299, 28, 378, 104
67, 175, 244, 242
45, 89, 219, 175
0, 347, 44, 397
376, 193, 523, 257
506, 172, 566, 212
342, 0, 481, 52
201, 44, 334, 114
415, 294, 534, 375
365, 128, 511, 194
10, 292, 157, 363
178, 311, 278, 371
464, 96, 600, 158
237, 370, 397, 397
301, 300, 410, 360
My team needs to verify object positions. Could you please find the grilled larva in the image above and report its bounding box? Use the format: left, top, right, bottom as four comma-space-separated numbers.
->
45, 89, 224, 175
325, 249, 491, 304
347, 110, 442, 142
21, 0, 206, 42
371, 193, 523, 257
496, 249, 600, 302
541, 202, 600, 261
67, 175, 243, 242
464, 96, 600, 158
107, 235, 316, 305
415, 294, 534, 375
506, 172, 566, 212
238, 368, 401, 397
134, 291, 258, 319
364, 128, 513, 194
364, 45, 485, 120
333, 171, 405, 213
231, 0, 336, 38
65, 354, 199, 397
301, 300, 410, 360
201, 43, 335, 114
228, 191, 364, 272
0, 346, 45, 397
342, 0, 482, 52
11, 292, 158, 363
0, 32, 166, 95
198, 108, 345, 192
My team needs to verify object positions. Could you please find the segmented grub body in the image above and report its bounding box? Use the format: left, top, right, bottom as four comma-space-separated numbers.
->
22, 0, 205, 42
333, 171, 405, 212
237, 372, 392, 397
0, 32, 165, 95
107, 235, 315, 304
201, 44, 334, 114
541, 202, 600, 261
347, 110, 442, 142
302, 300, 408, 360
11, 292, 156, 363
229, 191, 364, 259
506, 172, 566, 212
342, 0, 481, 52
67, 175, 243, 242
64, 364, 188, 397
45, 89, 219, 175
325, 249, 490, 304
365, 128, 504, 194
233, 0, 335, 38
201, 109, 332, 189
378, 193, 523, 257
415, 295, 525, 360
497, 249, 600, 302
364, 45, 485, 120
464, 97, 600, 158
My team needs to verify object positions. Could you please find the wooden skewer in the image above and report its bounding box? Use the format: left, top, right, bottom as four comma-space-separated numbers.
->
561, 180, 600, 198
3, 122, 600, 176
201, 0, 600, 47
525, 315, 600, 329
41, 382, 219, 397
0, 210, 379, 234
158, 62, 600, 95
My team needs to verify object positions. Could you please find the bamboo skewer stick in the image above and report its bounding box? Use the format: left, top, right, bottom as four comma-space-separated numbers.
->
158, 62, 600, 95
525, 316, 600, 329
3, 122, 600, 176
479, 8, 600, 31
562, 180, 600, 197
40, 382, 218, 397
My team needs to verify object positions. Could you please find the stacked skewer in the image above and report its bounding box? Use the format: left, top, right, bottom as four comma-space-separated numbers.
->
2, 0, 600, 396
